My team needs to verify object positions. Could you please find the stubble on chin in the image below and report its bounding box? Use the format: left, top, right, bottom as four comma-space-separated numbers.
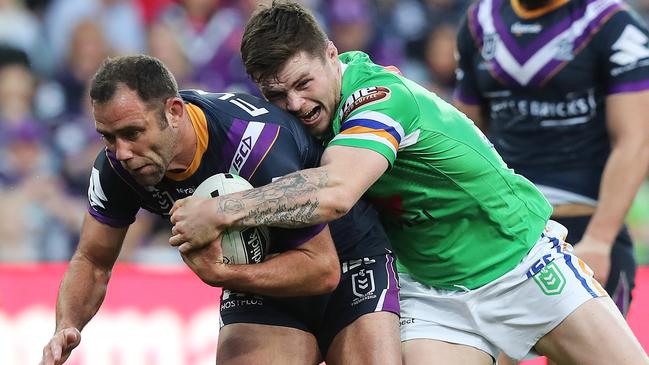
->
134, 168, 165, 187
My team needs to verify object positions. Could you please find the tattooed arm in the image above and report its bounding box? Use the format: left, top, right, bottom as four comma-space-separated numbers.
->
169, 145, 388, 253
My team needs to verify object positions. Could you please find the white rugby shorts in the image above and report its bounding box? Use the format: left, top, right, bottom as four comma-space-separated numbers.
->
399, 220, 607, 360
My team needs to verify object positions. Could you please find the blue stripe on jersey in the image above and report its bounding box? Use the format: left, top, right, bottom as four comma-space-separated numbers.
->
563, 252, 598, 298
341, 118, 403, 144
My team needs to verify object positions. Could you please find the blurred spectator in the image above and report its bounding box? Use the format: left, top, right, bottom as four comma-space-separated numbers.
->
52, 19, 113, 118
629, 0, 649, 24
0, 46, 36, 128
43, 0, 145, 70
134, 0, 174, 25
381, 0, 469, 63
0, 122, 81, 262
327, 0, 374, 53
326, 0, 404, 67
156, 0, 255, 93
147, 22, 198, 89
423, 23, 458, 99
0, 0, 53, 75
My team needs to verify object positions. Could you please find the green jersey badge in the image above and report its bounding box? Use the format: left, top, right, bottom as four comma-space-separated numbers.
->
533, 261, 566, 295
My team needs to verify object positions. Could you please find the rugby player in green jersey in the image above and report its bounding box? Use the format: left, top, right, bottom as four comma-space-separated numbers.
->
169, 1, 649, 364
454, 0, 649, 364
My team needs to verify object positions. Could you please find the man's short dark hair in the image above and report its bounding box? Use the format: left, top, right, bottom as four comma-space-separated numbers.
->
241, 1, 329, 84
90, 55, 179, 110
0, 45, 30, 70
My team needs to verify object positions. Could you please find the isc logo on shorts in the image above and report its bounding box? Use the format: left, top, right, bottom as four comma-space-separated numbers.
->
526, 253, 554, 278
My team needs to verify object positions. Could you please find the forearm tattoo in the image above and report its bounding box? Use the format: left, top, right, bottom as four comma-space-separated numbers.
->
218, 169, 329, 228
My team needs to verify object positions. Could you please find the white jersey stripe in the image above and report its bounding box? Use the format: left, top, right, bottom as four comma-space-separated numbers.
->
479, 0, 620, 85
346, 110, 406, 140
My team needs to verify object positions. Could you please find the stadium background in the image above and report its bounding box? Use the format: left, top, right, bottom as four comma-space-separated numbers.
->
0, 0, 647, 363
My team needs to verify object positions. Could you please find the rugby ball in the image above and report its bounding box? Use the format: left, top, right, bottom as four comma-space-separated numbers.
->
193, 173, 269, 264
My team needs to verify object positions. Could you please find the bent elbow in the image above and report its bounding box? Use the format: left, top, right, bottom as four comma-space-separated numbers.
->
200, 276, 220, 288
317, 256, 341, 294
193, 268, 221, 288
323, 267, 341, 293
321, 189, 355, 220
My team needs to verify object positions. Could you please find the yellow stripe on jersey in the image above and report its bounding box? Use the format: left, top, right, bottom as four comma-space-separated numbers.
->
166, 103, 208, 181
331, 133, 398, 159
511, 0, 569, 19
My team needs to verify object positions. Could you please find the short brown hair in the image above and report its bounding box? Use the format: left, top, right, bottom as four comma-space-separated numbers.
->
90, 55, 179, 109
241, 1, 328, 83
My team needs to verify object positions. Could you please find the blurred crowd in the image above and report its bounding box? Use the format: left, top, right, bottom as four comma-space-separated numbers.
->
0, 0, 648, 264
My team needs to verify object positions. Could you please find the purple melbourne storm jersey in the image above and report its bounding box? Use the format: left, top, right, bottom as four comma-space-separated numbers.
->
87, 90, 390, 259
455, 0, 649, 205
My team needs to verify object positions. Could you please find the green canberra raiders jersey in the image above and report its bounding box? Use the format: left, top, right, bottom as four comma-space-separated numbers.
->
328, 51, 552, 289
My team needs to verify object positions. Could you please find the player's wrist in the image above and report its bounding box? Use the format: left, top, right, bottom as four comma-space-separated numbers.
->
581, 227, 616, 246
579, 234, 614, 252
205, 198, 236, 229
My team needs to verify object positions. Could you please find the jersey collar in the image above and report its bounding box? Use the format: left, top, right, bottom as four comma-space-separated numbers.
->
511, 0, 569, 19
165, 103, 208, 181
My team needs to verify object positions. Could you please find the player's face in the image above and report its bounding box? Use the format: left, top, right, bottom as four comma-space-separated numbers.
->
259, 42, 342, 137
93, 85, 178, 186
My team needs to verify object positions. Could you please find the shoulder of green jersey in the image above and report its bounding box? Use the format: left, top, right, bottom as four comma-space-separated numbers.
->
334, 110, 420, 154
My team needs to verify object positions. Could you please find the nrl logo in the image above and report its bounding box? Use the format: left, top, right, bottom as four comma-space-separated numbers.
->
533, 261, 566, 295
481, 33, 498, 60
341, 86, 391, 120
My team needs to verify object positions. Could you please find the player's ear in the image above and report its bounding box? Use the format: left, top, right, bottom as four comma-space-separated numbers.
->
325, 41, 338, 62
166, 97, 185, 128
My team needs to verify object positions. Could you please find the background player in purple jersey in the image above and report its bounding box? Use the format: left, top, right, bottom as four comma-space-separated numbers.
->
454, 0, 649, 363
39, 55, 400, 365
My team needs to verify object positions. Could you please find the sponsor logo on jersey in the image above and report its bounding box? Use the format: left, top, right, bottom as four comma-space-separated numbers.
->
400, 317, 416, 326
342, 257, 377, 274
510, 22, 542, 35
175, 187, 195, 195
220, 290, 264, 310
610, 25, 649, 66
341, 86, 391, 120
232, 137, 253, 173
351, 269, 377, 305
88, 167, 108, 209
230, 122, 264, 175
240, 227, 266, 264
488, 90, 596, 127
